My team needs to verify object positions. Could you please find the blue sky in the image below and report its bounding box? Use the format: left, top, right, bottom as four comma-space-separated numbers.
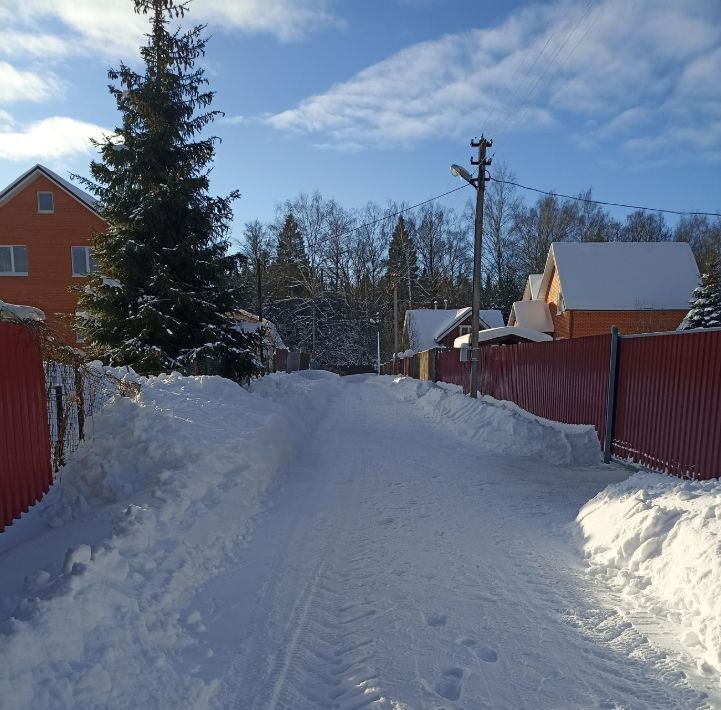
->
0, 0, 720, 244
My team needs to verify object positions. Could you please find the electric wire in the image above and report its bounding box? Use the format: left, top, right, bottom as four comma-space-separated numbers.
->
494, 0, 595, 142
489, 177, 721, 217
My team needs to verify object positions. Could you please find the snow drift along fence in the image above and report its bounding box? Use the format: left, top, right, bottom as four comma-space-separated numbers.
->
430, 328, 721, 480
44, 362, 121, 472
0, 322, 52, 531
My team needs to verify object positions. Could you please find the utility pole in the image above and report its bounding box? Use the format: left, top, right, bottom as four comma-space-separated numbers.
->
469, 135, 492, 398
256, 257, 263, 323
256, 257, 264, 367
393, 279, 399, 374
376, 312, 381, 376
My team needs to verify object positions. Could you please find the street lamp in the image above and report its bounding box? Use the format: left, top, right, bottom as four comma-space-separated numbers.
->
450, 136, 492, 398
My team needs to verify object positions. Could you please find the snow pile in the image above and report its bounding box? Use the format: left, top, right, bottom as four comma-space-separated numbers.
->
0, 370, 338, 709
576, 472, 721, 675
386, 377, 601, 466
0, 299, 45, 322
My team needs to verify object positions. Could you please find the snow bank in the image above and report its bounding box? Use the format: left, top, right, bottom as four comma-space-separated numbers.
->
386, 377, 601, 466
0, 370, 338, 710
576, 472, 721, 676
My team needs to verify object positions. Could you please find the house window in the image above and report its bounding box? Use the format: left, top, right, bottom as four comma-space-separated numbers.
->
37, 191, 54, 213
71, 246, 96, 276
0, 245, 28, 275
459, 325, 472, 336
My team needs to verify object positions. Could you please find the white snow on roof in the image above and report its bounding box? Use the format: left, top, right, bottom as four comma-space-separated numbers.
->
454, 326, 553, 348
524, 274, 543, 301
545, 242, 700, 311
231, 310, 286, 349
0, 299, 45, 322
406, 309, 466, 352
509, 300, 555, 332
405, 307, 505, 352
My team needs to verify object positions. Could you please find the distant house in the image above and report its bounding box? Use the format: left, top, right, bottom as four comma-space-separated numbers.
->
230, 309, 287, 362
403, 306, 504, 353
522, 273, 543, 301
509, 242, 700, 338
0, 164, 106, 342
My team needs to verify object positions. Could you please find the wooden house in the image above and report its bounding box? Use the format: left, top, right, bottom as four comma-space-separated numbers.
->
509, 242, 700, 338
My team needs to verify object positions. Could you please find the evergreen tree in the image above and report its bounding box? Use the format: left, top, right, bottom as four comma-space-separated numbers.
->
683, 255, 721, 330
75, 0, 258, 379
273, 213, 308, 294
386, 216, 418, 307
265, 213, 311, 350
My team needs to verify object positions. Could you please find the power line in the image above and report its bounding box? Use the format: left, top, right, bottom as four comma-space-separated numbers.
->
490, 177, 721, 217
283, 172, 718, 252
495, 0, 595, 142
333, 183, 472, 241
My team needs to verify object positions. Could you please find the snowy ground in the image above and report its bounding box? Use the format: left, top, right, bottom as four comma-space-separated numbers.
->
0, 372, 719, 709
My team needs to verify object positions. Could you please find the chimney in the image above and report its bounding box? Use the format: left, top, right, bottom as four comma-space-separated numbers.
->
443, 299, 448, 309
433, 300, 438, 310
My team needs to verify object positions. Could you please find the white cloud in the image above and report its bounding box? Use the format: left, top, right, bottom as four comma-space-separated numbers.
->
266, 0, 721, 157
0, 0, 340, 59
0, 61, 60, 103
0, 116, 106, 161
0, 31, 71, 57
202, 0, 341, 42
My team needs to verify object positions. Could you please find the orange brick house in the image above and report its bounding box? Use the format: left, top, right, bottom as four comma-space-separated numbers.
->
0, 165, 106, 341
508, 242, 700, 338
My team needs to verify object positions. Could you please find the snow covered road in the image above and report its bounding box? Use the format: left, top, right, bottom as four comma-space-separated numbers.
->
193, 376, 709, 709
1, 372, 717, 709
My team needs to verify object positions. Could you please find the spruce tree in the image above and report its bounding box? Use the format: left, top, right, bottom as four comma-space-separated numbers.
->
75, 0, 258, 379
683, 255, 721, 330
386, 216, 417, 307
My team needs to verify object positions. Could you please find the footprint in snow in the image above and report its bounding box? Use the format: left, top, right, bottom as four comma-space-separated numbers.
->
435, 667, 464, 701
424, 612, 447, 627
457, 637, 498, 662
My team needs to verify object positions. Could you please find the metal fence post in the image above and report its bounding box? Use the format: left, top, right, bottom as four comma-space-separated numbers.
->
54, 385, 65, 469
603, 326, 619, 463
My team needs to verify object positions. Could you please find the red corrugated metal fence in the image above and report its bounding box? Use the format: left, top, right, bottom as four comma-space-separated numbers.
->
0, 322, 52, 531
612, 330, 721, 479
433, 328, 721, 480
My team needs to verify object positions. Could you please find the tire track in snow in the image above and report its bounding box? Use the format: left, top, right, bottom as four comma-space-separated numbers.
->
266, 560, 327, 710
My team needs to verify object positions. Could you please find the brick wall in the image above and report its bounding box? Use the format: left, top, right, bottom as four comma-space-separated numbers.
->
570, 310, 687, 337
0, 175, 106, 341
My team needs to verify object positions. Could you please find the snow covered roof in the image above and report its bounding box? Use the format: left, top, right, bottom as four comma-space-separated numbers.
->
0, 299, 45, 322
454, 326, 553, 347
230, 310, 286, 349
540, 242, 700, 311
405, 307, 505, 352
0, 164, 100, 216
508, 300, 555, 332
523, 274, 543, 301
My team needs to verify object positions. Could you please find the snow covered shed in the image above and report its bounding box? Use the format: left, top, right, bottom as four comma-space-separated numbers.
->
453, 326, 553, 348
230, 309, 286, 361
509, 242, 700, 338
403, 307, 504, 352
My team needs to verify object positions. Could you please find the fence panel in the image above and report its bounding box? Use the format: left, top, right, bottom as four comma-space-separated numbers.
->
479, 335, 611, 440
0, 323, 52, 531
613, 330, 721, 479
436, 349, 469, 390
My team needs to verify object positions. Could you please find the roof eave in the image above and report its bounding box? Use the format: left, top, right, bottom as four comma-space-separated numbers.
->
0, 164, 104, 219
